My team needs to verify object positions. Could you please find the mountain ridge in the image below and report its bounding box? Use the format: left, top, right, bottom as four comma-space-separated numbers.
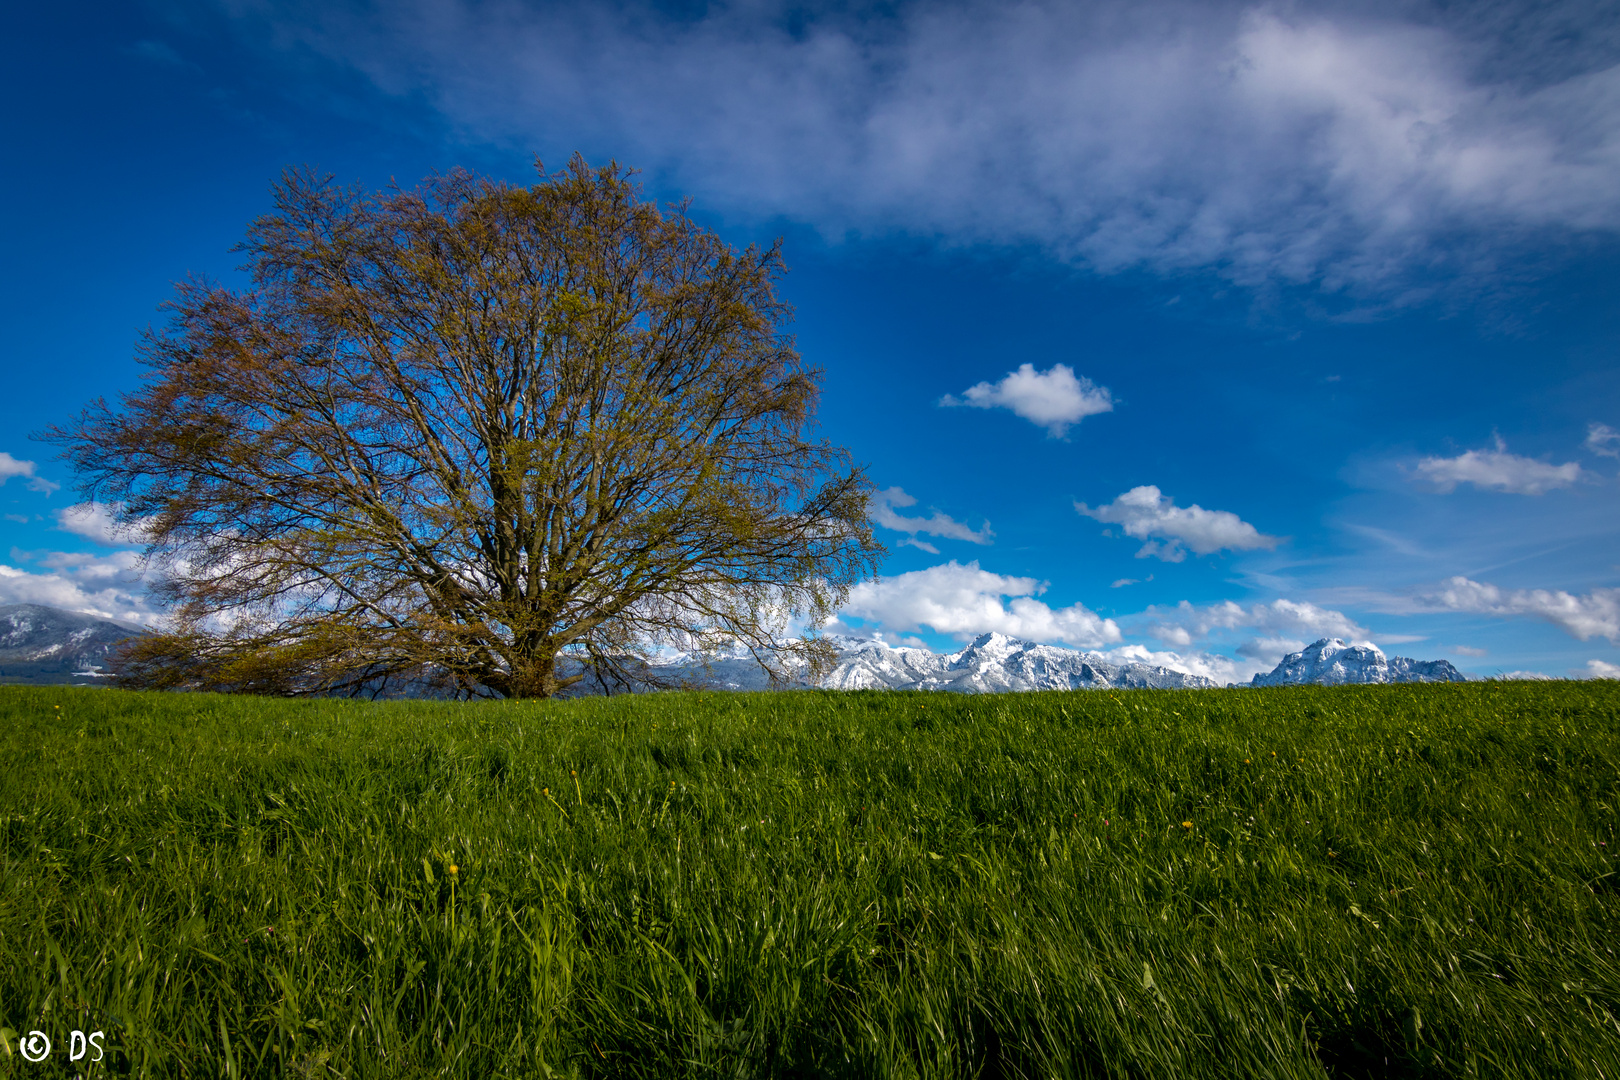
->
1248, 637, 1466, 687
0, 605, 1470, 693
648, 632, 1469, 692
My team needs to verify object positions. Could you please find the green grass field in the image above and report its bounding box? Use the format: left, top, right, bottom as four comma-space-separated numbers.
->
0, 682, 1616, 1078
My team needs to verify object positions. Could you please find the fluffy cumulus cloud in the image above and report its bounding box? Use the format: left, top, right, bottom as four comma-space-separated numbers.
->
1419, 577, 1620, 643
0, 451, 59, 495
869, 487, 993, 548
0, 453, 35, 484
1585, 659, 1620, 678
840, 560, 1121, 648
939, 364, 1113, 437
0, 501, 164, 624
1139, 598, 1368, 670
241, 0, 1620, 297
55, 503, 152, 546
1414, 437, 1582, 494
0, 555, 163, 626
1076, 486, 1279, 561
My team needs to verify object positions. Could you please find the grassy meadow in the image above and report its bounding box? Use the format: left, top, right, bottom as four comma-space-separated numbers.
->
0, 681, 1616, 1078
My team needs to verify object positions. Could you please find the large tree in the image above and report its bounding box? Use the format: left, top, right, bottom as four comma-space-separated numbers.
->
49, 157, 881, 698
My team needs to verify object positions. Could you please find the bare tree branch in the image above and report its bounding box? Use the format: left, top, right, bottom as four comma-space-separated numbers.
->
45, 156, 883, 698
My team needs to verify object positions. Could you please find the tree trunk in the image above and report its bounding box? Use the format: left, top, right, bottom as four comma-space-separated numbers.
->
504, 650, 551, 698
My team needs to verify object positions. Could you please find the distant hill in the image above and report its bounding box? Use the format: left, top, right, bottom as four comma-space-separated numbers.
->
0, 604, 149, 685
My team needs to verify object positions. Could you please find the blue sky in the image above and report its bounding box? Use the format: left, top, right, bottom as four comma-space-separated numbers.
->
3, 0, 1619, 682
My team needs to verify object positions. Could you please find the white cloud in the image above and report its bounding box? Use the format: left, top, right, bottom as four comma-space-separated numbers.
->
256, 2, 1620, 296
1094, 644, 1256, 686
1587, 422, 1620, 459
1452, 645, 1488, 657
1414, 437, 1581, 494
34, 549, 147, 581
940, 364, 1113, 437
1076, 486, 1278, 561
870, 487, 993, 544
0, 563, 164, 627
1494, 670, 1554, 681
55, 503, 151, 547
1419, 576, 1620, 642
841, 560, 1121, 648
0, 452, 59, 495
1140, 598, 1367, 661
897, 537, 939, 554
1584, 659, 1620, 678
1235, 636, 1308, 667
0, 453, 34, 483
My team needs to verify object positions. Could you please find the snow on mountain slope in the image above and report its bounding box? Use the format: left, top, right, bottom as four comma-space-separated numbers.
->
0, 604, 149, 683
660, 633, 1467, 693
826, 632, 1220, 691
651, 632, 1218, 693
1249, 638, 1466, 687
0, 605, 1468, 694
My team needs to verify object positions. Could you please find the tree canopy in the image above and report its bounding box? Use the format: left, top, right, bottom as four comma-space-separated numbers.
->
50, 157, 881, 698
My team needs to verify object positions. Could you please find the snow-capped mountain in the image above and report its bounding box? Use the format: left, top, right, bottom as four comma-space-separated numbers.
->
0, 604, 149, 684
1249, 638, 1466, 687
660, 633, 1468, 694
652, 632, 1218, 693
0, 605, 1467, 694
820, 633, 1220, 691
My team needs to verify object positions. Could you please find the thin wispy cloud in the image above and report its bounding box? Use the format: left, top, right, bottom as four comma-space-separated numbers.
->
0, 451, 59, 495
940, 364, 1113, 438
1414, 437, 1582, 494
1076, 486, 1279, 561
128, 40, 188, 67
870, 487, 993, 545
1587, 422, 1620, 458
244, 0, 1620, 296
1419, 576, 1620, 643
